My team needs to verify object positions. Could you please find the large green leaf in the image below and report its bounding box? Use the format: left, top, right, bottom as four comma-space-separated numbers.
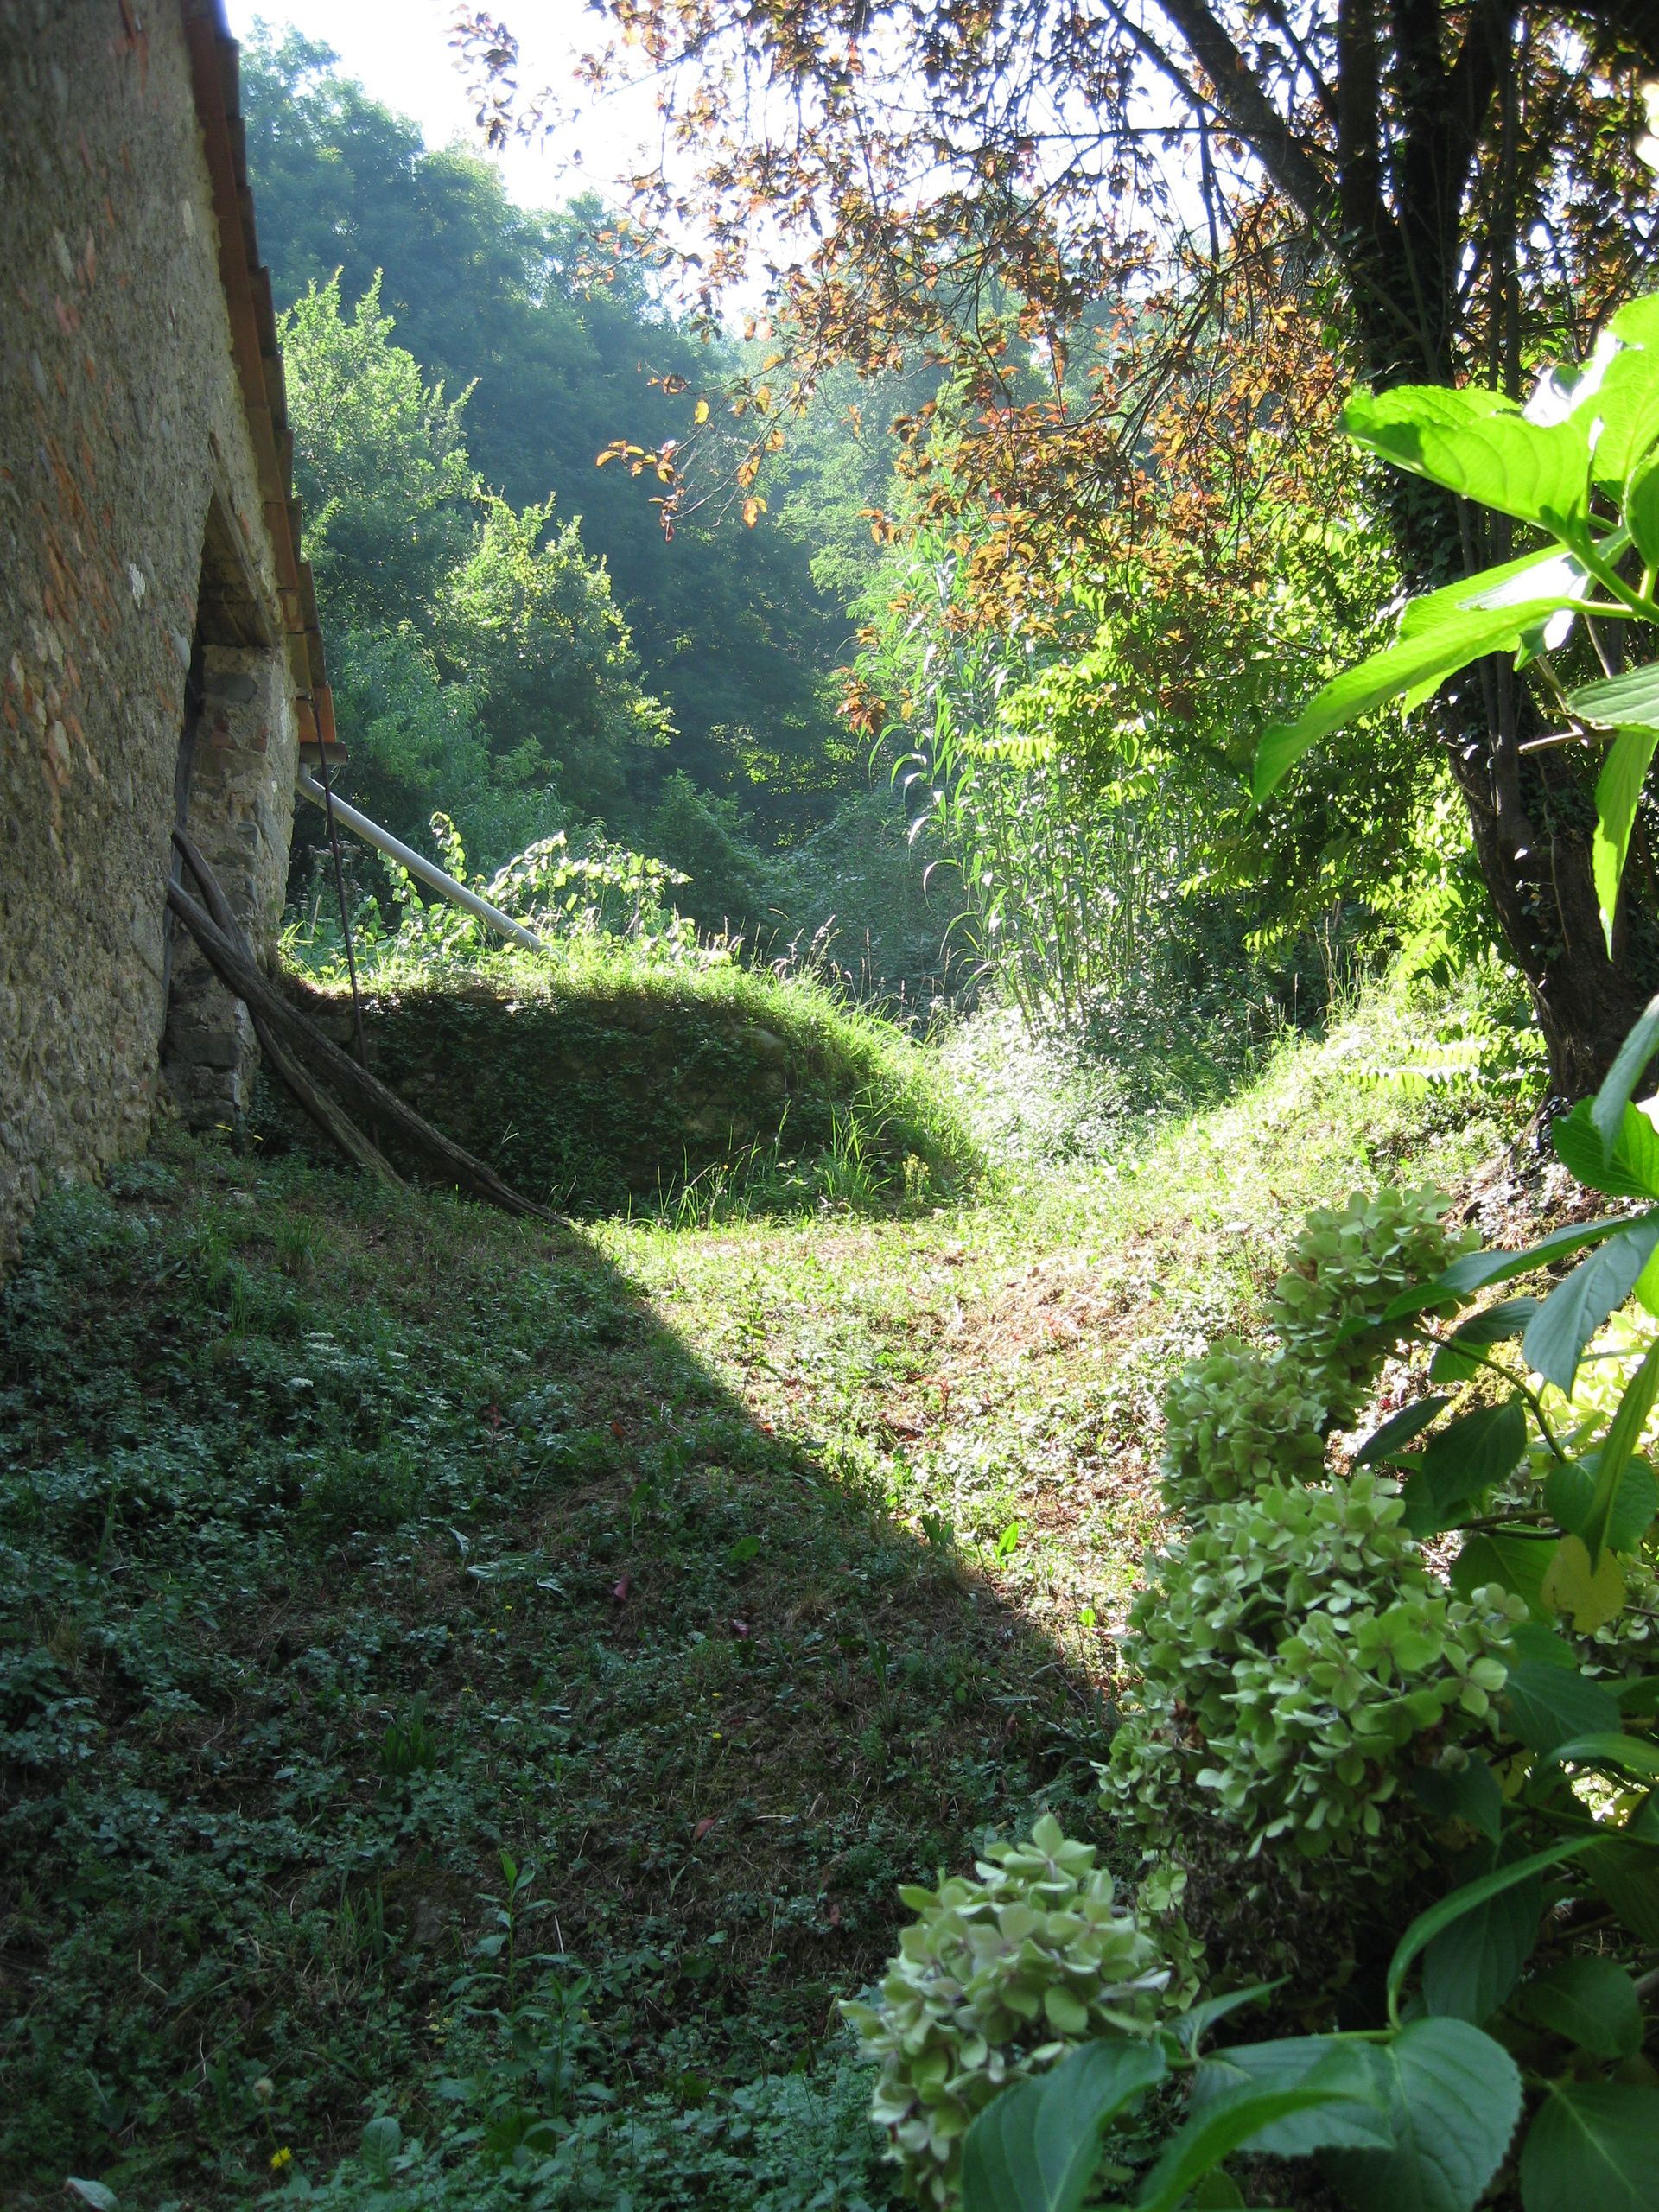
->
1511, 1956, 1643, 2059
1553, 1099, 1659, 1202
1582, 1341, 1659, 1565
959, 2037, 1167, 2212
1344, 385, 1590, 534
1535, 1731, 1659, 1786
1539, 1533, 1626, 1631
1135, 2063, 1378, 2212
1169, 1983, 1281, 2054
1592, 727, 1659, 955
1627, 450, 1659, 567
1253, 601, 1576, 801
1388, 1840, 1595, 2017
1584, 1835, 1659, 1941
1320, 2018, 1522, 2212
1399, 1398, 1527, 1533
1573, 662, 1659, 736
1501, 1655, 1622, 1752
1356, 1395, 1452, 1464
1430, 1301, 1540, 1384
1610, 296, 1659, 350
1520, 2081, 1659, 2212
1404, 1758, 1504, 1843
1585, 338, 1659, 489
1546, 1453, 1658, 1555
1451, 1531, 1554, 1619
1188, 2037, 1393, 2158
1594, 995, 1659, 1155
1420, 1872, 1541, 2024
1397, 547, 1595, 644
1378, 1213, 1659, 1327
1508, 1619, 1580, 1670
1522, 1221, 1659, 1393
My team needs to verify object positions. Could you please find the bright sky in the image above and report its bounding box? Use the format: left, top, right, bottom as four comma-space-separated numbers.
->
225, 1, 655, 210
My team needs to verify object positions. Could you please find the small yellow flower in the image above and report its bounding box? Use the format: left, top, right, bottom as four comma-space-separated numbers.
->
710, 1730, 722, 1740
271, 2147, 292, 2171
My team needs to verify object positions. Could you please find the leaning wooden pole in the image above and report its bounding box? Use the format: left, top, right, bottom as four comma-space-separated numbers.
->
170, 830, 404, 1192
165, 867, 560, 1224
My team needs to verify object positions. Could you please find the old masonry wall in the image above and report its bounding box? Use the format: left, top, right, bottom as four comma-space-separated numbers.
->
0, 0, 305, 1268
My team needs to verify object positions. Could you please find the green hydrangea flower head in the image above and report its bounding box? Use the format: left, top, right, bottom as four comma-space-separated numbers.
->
1269, 1186, 1477, 1427
840, 1815, 1188, 2208
1103, 1474, 1524, 1872
1160, 1337, 1328, 1511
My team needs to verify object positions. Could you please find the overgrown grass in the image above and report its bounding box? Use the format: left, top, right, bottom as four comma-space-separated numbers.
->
0, 976, 1538, 2208
279, 937, 981, 1219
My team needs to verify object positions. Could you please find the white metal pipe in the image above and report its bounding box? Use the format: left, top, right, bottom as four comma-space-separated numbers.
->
296, 768, 544, 953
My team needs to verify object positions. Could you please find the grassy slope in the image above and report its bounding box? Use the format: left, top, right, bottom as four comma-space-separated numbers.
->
281, 940, 978, 1216
0, 988, 1526, 2208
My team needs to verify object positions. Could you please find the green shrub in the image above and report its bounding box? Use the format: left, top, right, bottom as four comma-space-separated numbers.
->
839, 1816, 1192, 2208
1268, 1185, 1475, 1426
1104, 1475, 1521, 1869
1157, 1338, 1325, 1513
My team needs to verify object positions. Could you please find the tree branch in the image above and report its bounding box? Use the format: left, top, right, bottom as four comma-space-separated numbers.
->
1153, 0, 1334, 224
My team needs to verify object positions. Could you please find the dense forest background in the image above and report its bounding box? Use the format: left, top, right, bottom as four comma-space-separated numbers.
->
247, 33, 959, 1000
245, 29, 1497, 1051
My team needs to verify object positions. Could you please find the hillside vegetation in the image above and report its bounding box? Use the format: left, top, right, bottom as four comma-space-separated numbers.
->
0, 988, 1527, 2207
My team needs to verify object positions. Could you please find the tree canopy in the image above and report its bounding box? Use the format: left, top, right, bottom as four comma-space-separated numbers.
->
243, 29, 873, 837
456, 0, 1659, 1087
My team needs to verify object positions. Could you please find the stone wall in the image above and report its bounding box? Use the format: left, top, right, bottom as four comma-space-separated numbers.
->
0, 1, 306, 1263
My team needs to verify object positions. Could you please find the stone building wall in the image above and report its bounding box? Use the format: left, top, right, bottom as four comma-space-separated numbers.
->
0, 0, 325, 1263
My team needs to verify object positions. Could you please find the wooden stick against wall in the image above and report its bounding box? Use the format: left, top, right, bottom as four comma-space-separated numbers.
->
171, 830, 404, 1192
167, 835, 560, 1225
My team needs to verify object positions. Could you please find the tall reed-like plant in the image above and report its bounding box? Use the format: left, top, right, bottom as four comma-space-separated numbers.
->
869, 542, 1194, 1027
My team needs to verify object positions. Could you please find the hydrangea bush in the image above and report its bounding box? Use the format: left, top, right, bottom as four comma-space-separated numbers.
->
840, 1816, 1194, 2208
1116, 1188, 1514, 1877
1104, 1475, 1522, 1865
1268, 1185, 1475, 1427
1157, 1337, 1325, 1513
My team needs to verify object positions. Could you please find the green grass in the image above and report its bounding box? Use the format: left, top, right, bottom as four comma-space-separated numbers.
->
0, 978, 1535, 2209
280, 938, 980, 1219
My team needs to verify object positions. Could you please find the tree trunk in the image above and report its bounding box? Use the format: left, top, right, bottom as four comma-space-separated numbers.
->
1324, 1, 1655, 1096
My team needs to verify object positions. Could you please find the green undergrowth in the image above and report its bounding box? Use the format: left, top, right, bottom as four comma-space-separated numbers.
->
278, 939, 978, 1219
0, 977, 1537, 2209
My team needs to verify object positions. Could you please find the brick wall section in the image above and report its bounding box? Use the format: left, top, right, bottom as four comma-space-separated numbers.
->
0, 1, 308, 1262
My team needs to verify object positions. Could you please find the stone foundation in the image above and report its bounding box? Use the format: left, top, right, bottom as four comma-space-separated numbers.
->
162, 639, 297, 1123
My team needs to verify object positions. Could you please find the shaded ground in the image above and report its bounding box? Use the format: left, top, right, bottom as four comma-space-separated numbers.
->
0, 1135, 1091, 2208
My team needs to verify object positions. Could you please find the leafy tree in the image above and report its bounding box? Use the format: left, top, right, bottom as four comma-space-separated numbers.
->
845, 288, 1462, 1025
459, 2, 1659, 1089
435, 493, 670, 829
280, 271, 666, 860
282, 273, 474, 632
242, 29, 866, 836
